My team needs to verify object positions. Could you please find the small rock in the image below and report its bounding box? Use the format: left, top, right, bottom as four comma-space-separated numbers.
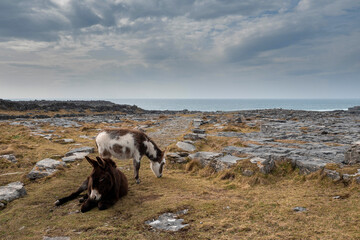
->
0, 182, 27, 203
176, 141, 196, 152
324, 169, 341, 181
145, 209, 189, 231
250, 157, 275, 174
166, 152, 188, 164
293, 207, 307, 212
193, 119, 205, 128
62, 152, 89, 163
64, 147, 94, 157
242, 169, 254, 177
43, 237, 70, 240
54, 139, 74, 144
183, 133, 206, 141
192, 128, 205, 134
0, 154, 17, 163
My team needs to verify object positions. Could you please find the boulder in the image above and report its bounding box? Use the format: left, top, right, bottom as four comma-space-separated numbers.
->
0, 154, 17, 163
27, 159, 66, 180
176, 141, 196, 152
250, 157, 275, 174
344, 144, 360, 165
0, 182, 27, 203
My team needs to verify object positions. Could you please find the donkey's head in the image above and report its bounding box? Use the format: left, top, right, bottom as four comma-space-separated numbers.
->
85, 156, 116, 201
150, 150, 166, 178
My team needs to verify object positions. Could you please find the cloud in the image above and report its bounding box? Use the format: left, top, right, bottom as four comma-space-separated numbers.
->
0, 0, 359, 99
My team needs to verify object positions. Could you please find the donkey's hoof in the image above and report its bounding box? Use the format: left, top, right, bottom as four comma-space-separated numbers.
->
54, 200, 61, 206
136, 179, 141, 184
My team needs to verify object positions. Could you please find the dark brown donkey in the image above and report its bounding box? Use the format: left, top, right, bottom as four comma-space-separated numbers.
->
55, 156, 128, 212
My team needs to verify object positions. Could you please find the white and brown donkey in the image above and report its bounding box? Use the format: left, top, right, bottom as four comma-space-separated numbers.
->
96, 128, 165, 184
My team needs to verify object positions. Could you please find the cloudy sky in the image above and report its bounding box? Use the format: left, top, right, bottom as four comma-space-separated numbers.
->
0, 0, 359, 99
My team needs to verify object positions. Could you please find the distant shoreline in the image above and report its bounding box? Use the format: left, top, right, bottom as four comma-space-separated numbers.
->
1, 98, 360, 113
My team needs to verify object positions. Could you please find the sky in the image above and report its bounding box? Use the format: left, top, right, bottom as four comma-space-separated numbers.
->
0, 0, 359, 99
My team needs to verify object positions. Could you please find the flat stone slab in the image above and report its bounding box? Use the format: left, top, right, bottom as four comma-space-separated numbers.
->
27, 159, 66, 180
146, 209, 188, 231
176, 141, 196, 152
43, 237, 70, 240
183, 133, 206, 141
64, 147, 94, 157
0, 182, 27, 203
218, 155, 245, 164
62, 152, 89, 163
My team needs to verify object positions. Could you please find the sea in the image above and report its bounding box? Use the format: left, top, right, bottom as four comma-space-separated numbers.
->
109, 99, 360, 112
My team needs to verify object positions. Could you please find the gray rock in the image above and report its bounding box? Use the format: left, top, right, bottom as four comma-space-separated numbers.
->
192, 128, 205, 134
250, 157, 275, 174
242, 169, 255, 176
0, 182, 27, 203
293, 207, 307, 212
218, 155, 245, 164
43, 237, 70, 240
166, 152, 188, 164
54, 138, 75, 144
183, 133, 206, 141
344, 143, 360, 165
189, 152, 222, 161
193, 119, 205, 128
324, 169, 341, 181
260, 124, 276, 135
61, 152, 89, 163
145, 209, 188, 231
64, 147, 94, 157
27, 159, 65, 180
176, 141, 196, 152
0, 154, 17, 163
294, 159, 326, 174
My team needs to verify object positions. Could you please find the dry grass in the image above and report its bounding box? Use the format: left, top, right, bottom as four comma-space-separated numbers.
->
0, 116, 360, 239
275, 139, 308, 144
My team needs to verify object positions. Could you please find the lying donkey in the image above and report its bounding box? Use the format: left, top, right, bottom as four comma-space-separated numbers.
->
96, 128, 165, 184
55, 156, 128, 212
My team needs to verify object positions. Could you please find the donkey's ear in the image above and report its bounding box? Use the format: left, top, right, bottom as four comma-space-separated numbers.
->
85, 156, 98, 167
96, 156, 106, 168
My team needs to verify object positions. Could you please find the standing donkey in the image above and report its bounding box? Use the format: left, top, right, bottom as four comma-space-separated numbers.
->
96, 128, 165, 184
55, 156, 128, 212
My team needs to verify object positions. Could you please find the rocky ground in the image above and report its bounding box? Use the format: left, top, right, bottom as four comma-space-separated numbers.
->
0, 100, 360, 239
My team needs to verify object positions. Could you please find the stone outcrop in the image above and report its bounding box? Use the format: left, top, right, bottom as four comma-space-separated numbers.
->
27, 159, 66, 180
0, 182, 27, 206
344, 143, 360, 165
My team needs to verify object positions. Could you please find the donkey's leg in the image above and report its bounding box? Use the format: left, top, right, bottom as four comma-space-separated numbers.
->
55, 178, 88, 206
133, 158, 141, 184
81, 199, 97, 213
79, 193, 88, 203
98, 199, 116, 210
